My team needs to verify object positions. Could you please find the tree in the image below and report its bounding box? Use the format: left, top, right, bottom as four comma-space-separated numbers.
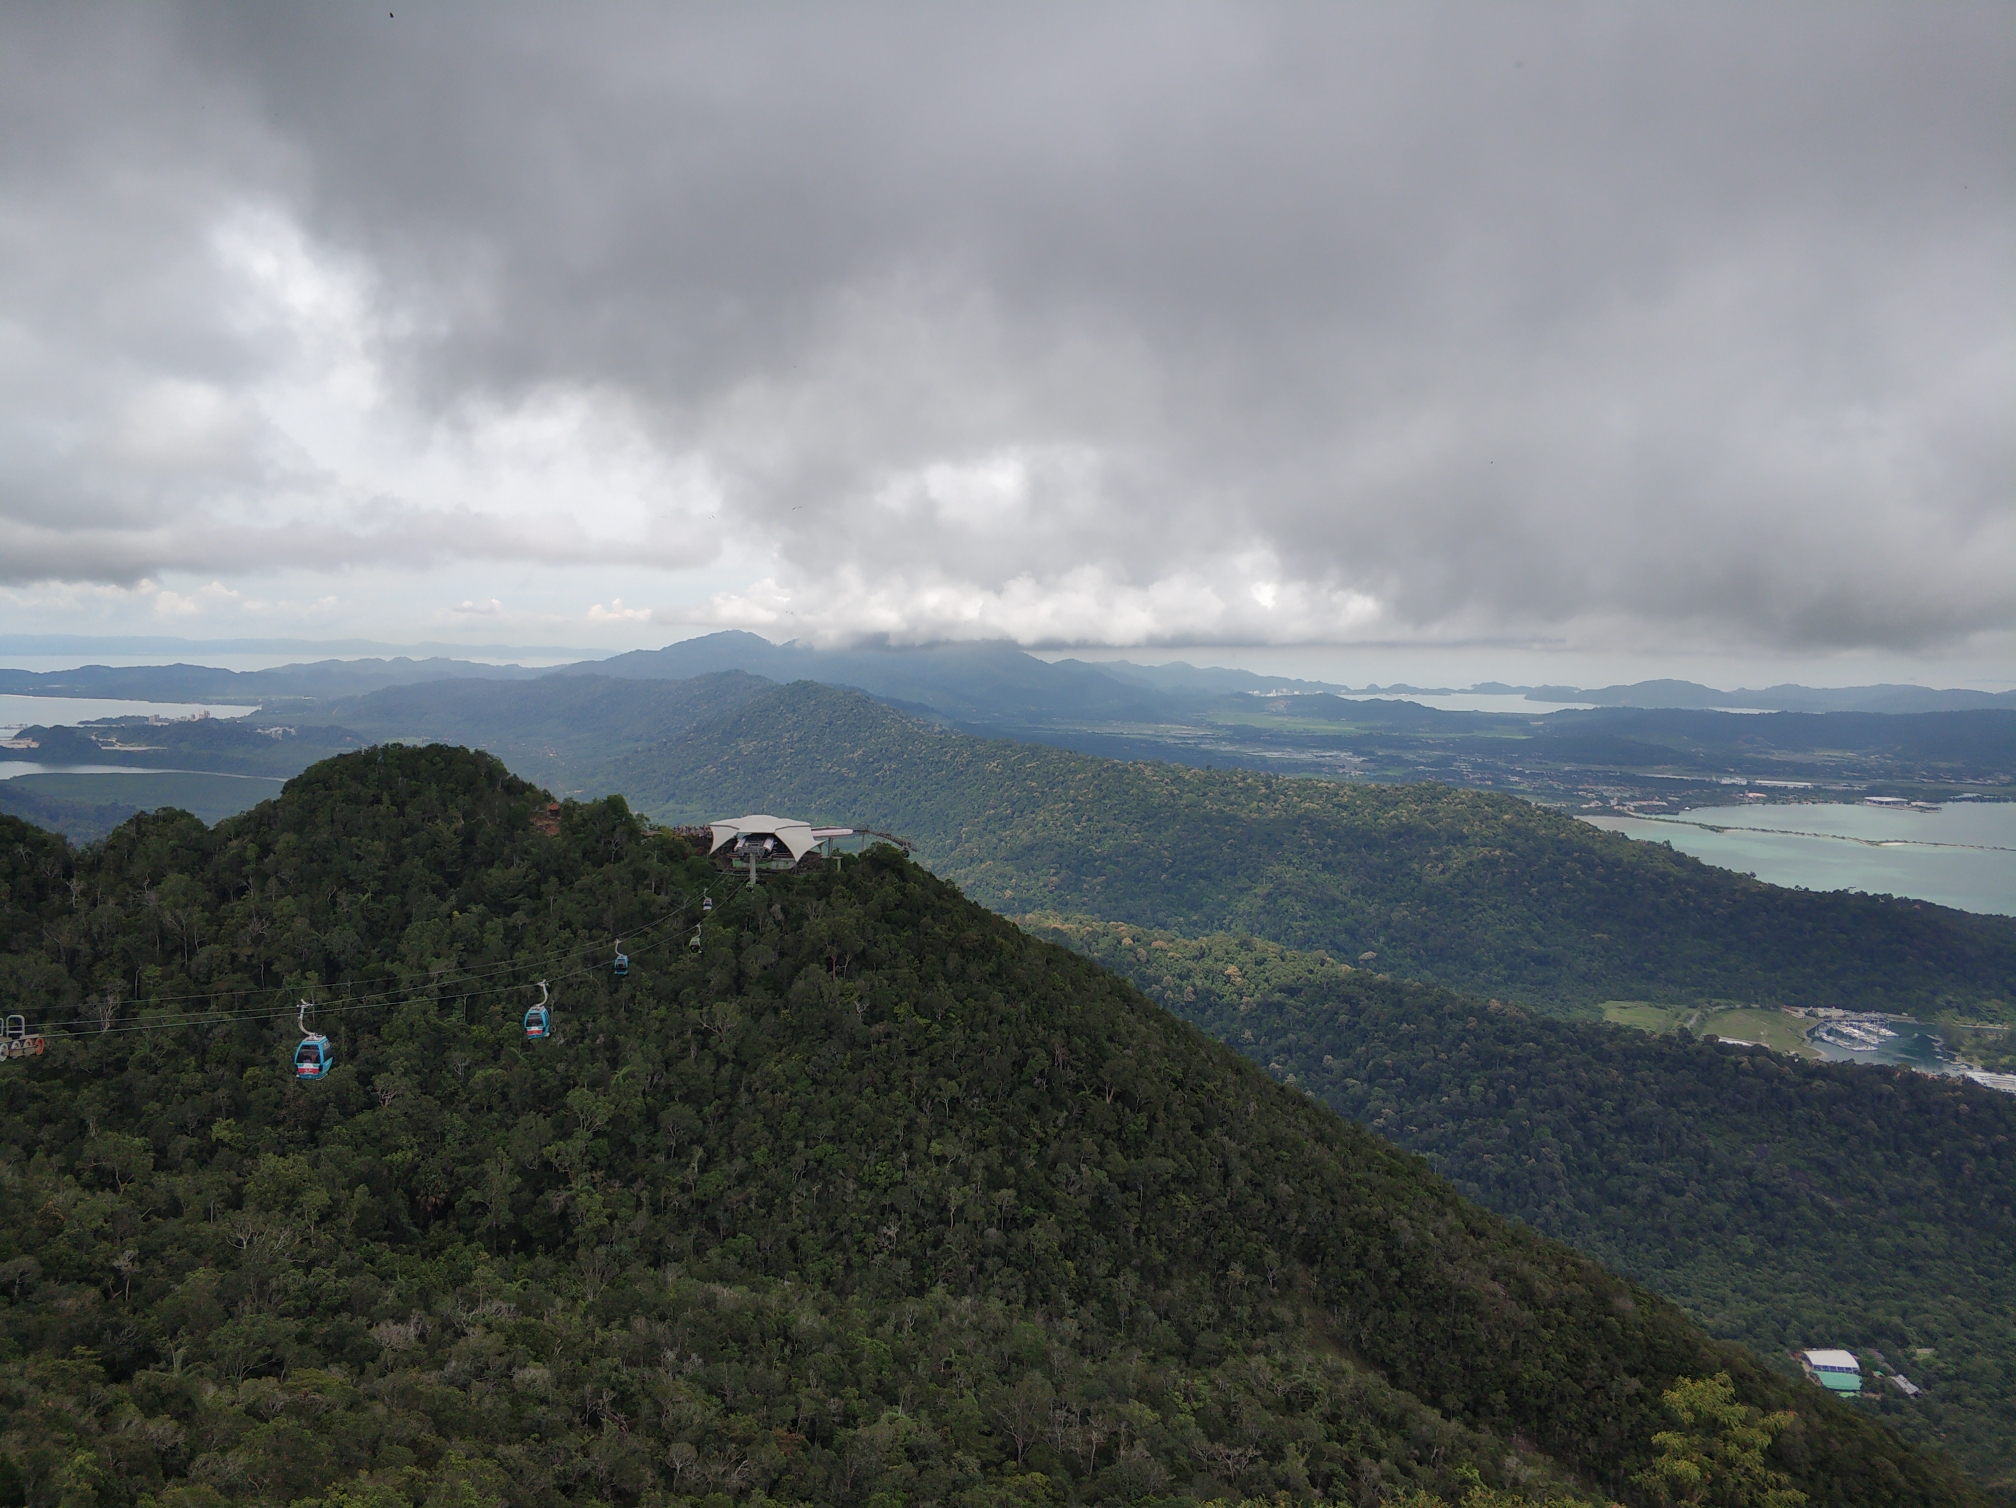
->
1633, 1373, 1806, 1508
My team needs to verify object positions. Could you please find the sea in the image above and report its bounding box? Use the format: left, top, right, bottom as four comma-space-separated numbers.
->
1582, 801, 2016, 918
0, 694, 257, 735
0, 763, 177, 782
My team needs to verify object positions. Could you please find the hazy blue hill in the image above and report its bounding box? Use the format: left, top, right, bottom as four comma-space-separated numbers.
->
0, 770, 284, 829
8, 716, 363, 776
306, 669, 775, 794
1790, 685, 2007, 717
613, 681, 2016, 1016
1218, 694, 2016, 777
0, 656, 543, 705
553, 627, 809, 681
1534, 707, 2016, 770
0, 779, 139, 842
1036, 918, 2016, 1490
1234, 692, 1504, 730
1053, 659, 1347, 694
0, 672, 772, 837
1536, 679, 1737, 710
0, 746, 1983, 1506
554, 630, 1174, 726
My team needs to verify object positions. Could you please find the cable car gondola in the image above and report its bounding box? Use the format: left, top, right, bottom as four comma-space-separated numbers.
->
523, 980, 552, 1040
294, 1036, 332, 1079
294, 1000, 332, 1080
612, 942, 629, 978
2, 1014, 45, 1060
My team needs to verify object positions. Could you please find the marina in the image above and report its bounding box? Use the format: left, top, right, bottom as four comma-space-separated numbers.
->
1607, 1000, 2016, 1093
1784, 1009, 2014, 1092
1810, 1018, 1897, 1052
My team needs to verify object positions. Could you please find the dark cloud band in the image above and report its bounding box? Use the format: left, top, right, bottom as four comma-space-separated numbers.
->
0, 3, 2008, 651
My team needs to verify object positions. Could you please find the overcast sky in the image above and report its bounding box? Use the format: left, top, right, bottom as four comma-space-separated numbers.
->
1, 4, 2010, 683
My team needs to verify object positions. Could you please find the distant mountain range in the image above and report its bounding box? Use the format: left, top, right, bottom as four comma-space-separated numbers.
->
552, 632, 1175, 725
9, 638, 2013, 837
0, 655, 541, 705
2, 629, 2008, 716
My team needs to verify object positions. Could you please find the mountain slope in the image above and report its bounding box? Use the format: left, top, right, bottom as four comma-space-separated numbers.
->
0, 747, 1983, 1506
0, 779, 140, 842
610, 681, 2016, 1016
305, 669, 775, 793
555, 630, 1170, 726
1032, 918, 2016, 1489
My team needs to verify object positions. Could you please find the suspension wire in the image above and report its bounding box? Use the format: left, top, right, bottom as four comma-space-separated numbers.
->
35, 874, 711, 1012
22, 883, 727, 1044
34, 961, 603, 1041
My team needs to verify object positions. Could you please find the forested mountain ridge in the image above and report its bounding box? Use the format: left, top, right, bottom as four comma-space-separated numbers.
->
11, 658, 2009, 845
309, 670, 776, 794
0, 746, 1983, 1506
613, 682, 2016, 1017
1029, 919, 2016, 1490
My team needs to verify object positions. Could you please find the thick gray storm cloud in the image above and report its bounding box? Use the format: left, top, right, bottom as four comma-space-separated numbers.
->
0, 4, 2009, 653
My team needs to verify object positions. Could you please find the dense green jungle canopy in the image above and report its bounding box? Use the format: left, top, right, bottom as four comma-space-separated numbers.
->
1032, 921, 2016, 1493
615, 682, 2016, 1019
0, 747, 1985, 1508
0, 781, 139, 844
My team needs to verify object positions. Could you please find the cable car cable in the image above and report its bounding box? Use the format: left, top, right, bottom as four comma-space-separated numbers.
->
14, 885, 716, 1042
30, 883, 710, 1012
29, 962, 602, 1042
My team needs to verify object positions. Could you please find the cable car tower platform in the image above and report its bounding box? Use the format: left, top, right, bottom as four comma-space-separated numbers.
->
706, 814, 910, 886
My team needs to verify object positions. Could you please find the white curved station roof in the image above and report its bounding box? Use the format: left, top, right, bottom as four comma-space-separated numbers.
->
708, 814, 819, 860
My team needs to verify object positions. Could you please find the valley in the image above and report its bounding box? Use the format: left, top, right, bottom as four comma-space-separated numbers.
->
1032, 919, 2016, 1487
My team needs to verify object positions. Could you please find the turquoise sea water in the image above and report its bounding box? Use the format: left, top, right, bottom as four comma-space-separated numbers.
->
1581, 801, 2016, 917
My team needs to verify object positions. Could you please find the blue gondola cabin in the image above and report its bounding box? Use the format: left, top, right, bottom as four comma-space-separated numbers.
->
294, 1034, 333, 1080
524, 1004, 551, 1039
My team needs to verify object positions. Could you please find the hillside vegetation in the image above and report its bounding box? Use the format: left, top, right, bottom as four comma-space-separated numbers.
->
1029, 919, 2016, 1491
0, 780, 140, 843
614, 682, 2016, 1017
0, 747, 1981, 1507
310, 671, 775, 796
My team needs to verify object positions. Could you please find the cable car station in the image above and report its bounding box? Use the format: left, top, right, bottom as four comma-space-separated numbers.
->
705, 814, 907, 886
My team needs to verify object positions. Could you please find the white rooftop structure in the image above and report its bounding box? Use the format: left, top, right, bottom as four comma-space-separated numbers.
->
708, 814, 820, 861
1802, 1350, 1860, 1371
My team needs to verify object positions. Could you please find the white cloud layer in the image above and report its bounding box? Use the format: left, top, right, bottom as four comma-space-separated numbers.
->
0, 4, 2009, 658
